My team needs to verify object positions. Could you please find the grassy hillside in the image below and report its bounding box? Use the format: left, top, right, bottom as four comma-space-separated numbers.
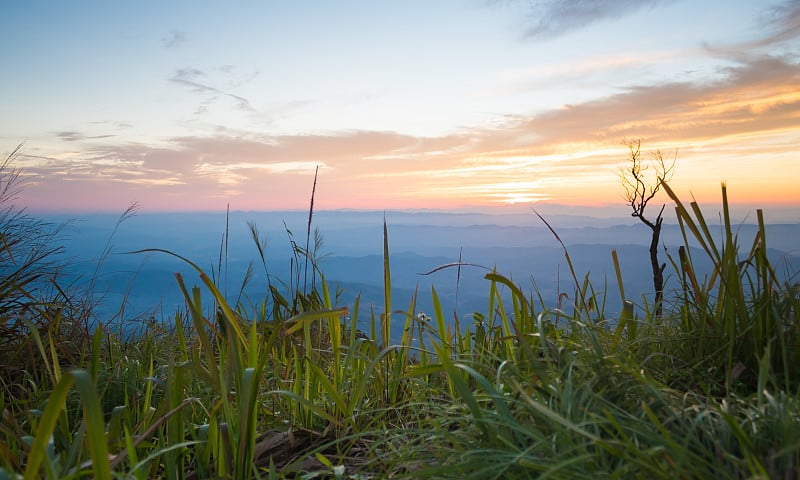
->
1, 163, 798, 478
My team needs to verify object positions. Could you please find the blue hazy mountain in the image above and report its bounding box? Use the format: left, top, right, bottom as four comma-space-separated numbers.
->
38, 208, 800, 339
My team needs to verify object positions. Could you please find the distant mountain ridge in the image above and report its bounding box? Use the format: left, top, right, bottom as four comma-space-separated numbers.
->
36, 210, 799, 337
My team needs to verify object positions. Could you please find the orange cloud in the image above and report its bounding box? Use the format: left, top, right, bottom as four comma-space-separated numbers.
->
15, 53, 800, 212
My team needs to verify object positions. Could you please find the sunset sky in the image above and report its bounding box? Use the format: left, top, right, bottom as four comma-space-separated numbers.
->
2, 0, 799, 213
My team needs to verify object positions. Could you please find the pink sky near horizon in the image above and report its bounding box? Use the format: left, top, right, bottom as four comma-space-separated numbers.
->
2, 1, 799, 215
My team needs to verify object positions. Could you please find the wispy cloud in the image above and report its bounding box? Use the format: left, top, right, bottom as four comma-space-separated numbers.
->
194, 160, 324, 186
170, 67, 255, 113
488, 53, 652, 95
519, 0, 674, 40
55, 131, 115, 142
698, 1, 800, 55
161, 30, 187, 48
757, 0, 800, 46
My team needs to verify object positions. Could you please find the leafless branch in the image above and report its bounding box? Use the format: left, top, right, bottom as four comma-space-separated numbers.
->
620, 139, 675, 229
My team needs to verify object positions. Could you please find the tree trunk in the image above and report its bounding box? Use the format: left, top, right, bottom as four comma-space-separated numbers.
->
650, 216, 665, 317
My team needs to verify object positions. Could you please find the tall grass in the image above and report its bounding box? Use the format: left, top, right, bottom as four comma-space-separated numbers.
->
1, 180, 798, 478
0, 145, 93, 397
663, 181, 799, 392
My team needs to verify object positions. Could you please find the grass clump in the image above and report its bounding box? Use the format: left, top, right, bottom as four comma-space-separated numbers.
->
0, 152, 798, 479
0, 145, 97, 406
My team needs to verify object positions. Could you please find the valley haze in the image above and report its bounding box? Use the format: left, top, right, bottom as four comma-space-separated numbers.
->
42, 205, 800, 339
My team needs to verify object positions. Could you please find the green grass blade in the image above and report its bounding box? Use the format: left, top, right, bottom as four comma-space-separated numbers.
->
71, 370, 111, 480
383, 214, 392, 347
285, 307, 348, 335
23, 375, 74, 480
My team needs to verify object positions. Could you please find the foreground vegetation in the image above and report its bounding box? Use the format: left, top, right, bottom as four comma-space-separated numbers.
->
1, 150, 798, 478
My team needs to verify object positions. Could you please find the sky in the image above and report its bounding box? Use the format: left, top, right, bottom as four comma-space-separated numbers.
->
1, 0, 799, 214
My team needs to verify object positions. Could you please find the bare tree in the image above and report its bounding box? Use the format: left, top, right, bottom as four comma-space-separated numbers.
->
620, 140, 675, 317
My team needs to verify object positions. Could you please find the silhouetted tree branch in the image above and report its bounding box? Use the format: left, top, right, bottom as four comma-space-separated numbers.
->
620, 139, 675, 317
